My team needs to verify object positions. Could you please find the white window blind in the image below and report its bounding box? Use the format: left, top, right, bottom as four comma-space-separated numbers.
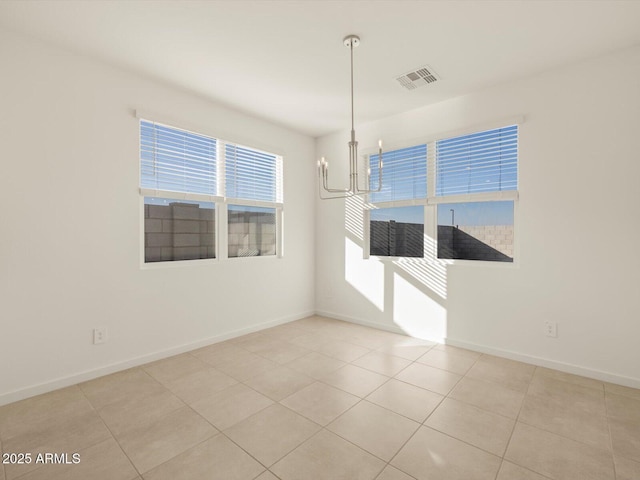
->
369, 144, 427, 203
225, 144, 283, 203
436, 125, 518, 196
140, 120, 217, 196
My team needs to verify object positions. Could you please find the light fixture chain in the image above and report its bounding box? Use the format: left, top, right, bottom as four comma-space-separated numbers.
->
350, 40, 355, 134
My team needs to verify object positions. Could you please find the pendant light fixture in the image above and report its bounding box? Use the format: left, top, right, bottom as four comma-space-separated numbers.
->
318, 34, 383, 199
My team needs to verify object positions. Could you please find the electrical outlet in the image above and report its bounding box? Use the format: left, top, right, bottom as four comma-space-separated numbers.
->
544, 321, 557, 338
93, 327, 107, 345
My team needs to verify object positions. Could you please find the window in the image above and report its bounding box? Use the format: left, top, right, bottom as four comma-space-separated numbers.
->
228, 205, 276, 257
140, 121, 217, 196
369, 144, 427, 203
436, 125, 517, 196
435, 125, 517, 262
225, 144, 281, 203
437, 201, 514, 262
366, 123, 519, 263
224, 142, 282, 259
144, 198, 215, 263
139, 118, 283, 264
368, 145, 427, 256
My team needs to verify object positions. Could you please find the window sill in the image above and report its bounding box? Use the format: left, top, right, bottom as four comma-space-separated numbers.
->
367, 255, 518, 268
141, 258, 219, 270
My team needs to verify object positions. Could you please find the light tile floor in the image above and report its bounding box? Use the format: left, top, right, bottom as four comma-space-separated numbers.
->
1, 316, 639, 480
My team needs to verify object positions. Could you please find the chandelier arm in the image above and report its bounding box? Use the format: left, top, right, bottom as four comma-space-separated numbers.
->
322, 169, 353, 194
323, 186, 354, 194
355, 144, 384, 193
319, 191, 355, 200
318, 157, 352, 193
354, 186, 382, 194
318, 177, 355, 199
354, 174, 383, 193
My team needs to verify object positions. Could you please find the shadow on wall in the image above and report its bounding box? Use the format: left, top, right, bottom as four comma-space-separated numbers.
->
342, 196, 447, 341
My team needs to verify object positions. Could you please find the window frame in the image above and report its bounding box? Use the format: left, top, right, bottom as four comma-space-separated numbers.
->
364, 117, 522, 266
137, 111, 284, 268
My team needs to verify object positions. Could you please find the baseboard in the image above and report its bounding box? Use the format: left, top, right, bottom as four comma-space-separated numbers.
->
315, 311, 640, 389
0, 310, 315, 407
446, 338, 640, 389
314, 309, 407, 336
314, 310, 447, 343
6, 308, 637, 406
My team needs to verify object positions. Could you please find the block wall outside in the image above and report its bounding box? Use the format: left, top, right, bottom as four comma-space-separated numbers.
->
144, 203, 215, 262
370, 220, 514, 261
228, 211, 276, 257
370, 220, 424, 257
438, 225, 514, 262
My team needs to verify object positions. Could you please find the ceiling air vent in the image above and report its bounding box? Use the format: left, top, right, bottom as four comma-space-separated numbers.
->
396, 65, 439, 90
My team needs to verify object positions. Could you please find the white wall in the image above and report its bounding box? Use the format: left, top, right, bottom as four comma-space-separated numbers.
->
316, 45, 640, 387
0, 28, 316, 404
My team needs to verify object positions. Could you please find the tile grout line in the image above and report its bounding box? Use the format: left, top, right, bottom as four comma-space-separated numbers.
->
269, 337, 506, 479
384, 352, 518, 480
285, 351, 415, 470
313, 368, 390, 400
173, 339, 336, 477
1, 440, 4, 480
603, 388, 618, 479
219, 429, 281, 473
0, 437, 4, 480
13, 387, 141, 480
205, 320, 359, 478
189, 383, 274, 470
498, 366, 612, 480
493, 364, 537, 480
183, 359, 325, 474
8, 385, 138, 480
78, 380, 162, 480
429, 351, 512, 463
514, 370, 617, 459
159, 346, 288, 470
360, 377, 431, 424
81, 368, 235, 479
370, 351, 472, 480
253, 345, 429, 478
136, 435, 221, 479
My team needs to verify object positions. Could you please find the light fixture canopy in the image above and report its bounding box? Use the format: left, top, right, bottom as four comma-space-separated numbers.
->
318, 34, 383, 199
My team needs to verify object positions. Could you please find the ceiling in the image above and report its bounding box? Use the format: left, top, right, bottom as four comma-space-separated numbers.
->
2, 1, 640, 137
